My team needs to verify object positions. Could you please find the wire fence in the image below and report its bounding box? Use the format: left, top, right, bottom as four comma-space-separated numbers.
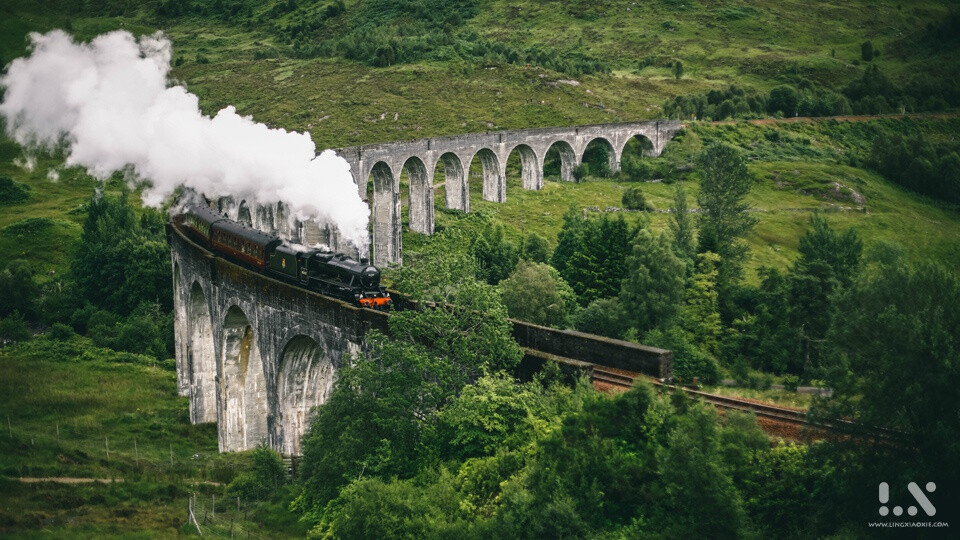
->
2, 413, 244, 483
189, 492, 275, 539
2, 414, 300, 537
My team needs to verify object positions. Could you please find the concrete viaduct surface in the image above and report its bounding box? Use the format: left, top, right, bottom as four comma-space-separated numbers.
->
334, 120, 684, 266
169, 224, 671, 457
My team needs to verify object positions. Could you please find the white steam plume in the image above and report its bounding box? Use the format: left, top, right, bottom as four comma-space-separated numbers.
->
0, 30, 369, 250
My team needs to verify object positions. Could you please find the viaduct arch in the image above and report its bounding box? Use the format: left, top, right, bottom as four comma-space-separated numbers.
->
169, 220, 671, 456
335, 120, 683, 266
192, 121, 682, 265
170, 225, 385, 454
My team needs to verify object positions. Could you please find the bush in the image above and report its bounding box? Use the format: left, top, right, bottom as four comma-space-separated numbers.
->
574, 298, 629, 340
620, 155, 652, 181
782, 374, 800, 392
520, 233, 550, 263
0, 312, 31, 345
746, 371, 773, 390
47, 322, 75, 341
622, 186, 653, 211
0, 259, 38, 319
471, 222, 518, 285
499, 261, 577, 328
768, 85, 799, 116
572, 163, 589, 182
0, 176, 30, 205
227, 443, 286, 501
644, 326, 720, 384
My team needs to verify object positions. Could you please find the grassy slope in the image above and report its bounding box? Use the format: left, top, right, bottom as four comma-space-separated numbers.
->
0, 338, 305, 538
421, 117, 960, 278
1, 2, 956, 278
0, 338, 209, 537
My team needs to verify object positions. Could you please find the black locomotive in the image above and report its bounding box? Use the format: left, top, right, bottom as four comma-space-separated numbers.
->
174, 203, 391, 309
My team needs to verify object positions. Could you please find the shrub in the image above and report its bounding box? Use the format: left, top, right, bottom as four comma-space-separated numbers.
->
520, 233, 550, 263
782, 374, 800, 392
0, 176, 30, 205
622, 186, 653, 211
644, 326, 720, 384
471, 222, 518, 285
861, 40, 874, 62
572, 163, 589, 182
574, 298, 628, 339
47, 322, 75, 341
2, 217, 55, 237
746, 371, 773, 390
227, 443, 286, 501
620, 154, 652, 181
0, 312, 31, 345
768, 85, 799, 116
499, 261, 577, 328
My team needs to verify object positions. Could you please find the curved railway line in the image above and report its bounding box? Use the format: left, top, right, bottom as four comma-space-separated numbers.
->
591, 366, 878, 441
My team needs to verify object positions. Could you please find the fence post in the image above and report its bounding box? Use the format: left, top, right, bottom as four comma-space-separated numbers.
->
6, 415, 10, 439
169, 444, 174, 467
134, 439, 139, 467
105, 436, 110, 464
212, 494, 215, 519
56, 422, 60, 447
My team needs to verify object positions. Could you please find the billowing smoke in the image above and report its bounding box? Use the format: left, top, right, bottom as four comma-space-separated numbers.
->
0, 30, 369, 250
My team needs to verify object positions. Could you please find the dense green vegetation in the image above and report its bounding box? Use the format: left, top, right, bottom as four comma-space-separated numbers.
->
286, 209, 960, 537
1, 0, 959, 537
3, 0, 957, 148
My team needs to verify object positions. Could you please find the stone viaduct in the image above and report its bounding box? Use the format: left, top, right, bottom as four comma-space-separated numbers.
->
169, 222, 671, 456
335, 120, 683, 266
170, 225, 391, 455
169, 121, 680, 456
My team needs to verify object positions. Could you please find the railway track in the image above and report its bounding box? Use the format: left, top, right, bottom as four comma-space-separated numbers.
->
591, 366, 895, 442
592, 366, 811, 428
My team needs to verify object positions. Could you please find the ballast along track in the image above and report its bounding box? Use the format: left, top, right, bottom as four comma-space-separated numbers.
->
591, 366, 866, 440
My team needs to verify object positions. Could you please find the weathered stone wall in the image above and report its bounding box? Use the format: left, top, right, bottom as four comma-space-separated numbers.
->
169, 225, 388, 455
334, 120, 683, 266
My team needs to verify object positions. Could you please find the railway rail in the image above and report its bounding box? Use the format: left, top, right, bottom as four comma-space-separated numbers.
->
591, 366, 872, 439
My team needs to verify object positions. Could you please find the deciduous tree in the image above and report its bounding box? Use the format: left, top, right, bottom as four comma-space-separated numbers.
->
499, 260, 577, 328
696, 143, 757, 310
618, 229, 685, 334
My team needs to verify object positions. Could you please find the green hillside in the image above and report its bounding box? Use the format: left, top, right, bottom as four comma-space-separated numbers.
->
1, 1, 959, 537
424, 117, 960, 279
1, 1, 957, 279
1, 1, 958, 146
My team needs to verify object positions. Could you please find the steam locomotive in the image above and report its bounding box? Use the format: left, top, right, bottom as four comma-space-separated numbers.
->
174, 203, 391, 309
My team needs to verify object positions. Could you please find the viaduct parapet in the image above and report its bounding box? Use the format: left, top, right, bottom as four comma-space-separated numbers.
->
334, 120, 683, 266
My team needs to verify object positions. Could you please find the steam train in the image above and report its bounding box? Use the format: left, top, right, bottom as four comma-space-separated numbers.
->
173, 203, 392, 309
